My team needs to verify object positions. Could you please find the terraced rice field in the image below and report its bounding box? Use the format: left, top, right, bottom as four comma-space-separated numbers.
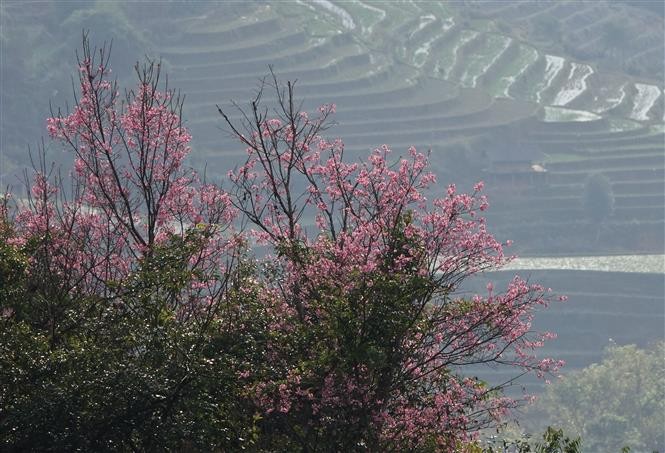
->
463, 269, 664, 393
109, 1, 665, 390
121, 2, 665, 254
134, 2, 665, 259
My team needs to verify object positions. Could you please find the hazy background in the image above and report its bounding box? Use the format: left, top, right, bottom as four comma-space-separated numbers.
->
1, 0, 663, 448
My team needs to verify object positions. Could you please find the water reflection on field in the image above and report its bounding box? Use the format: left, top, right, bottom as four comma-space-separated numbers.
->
504, 255, 665, 274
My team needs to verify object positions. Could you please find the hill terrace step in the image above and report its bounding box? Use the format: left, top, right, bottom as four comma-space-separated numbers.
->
1, 2, 60, 20
171, 17, 283, 48
530, 181, 664, 198
165, 38, 346, 77
477, 39, 518, 80
360, 2, 419, 36
432, 28, 479, 80
423, 33, 469, 77
130, 2, 257, 29
541, 298, 664, 317
196, 123, 489, 152
333, 134, 487, 157
529, 185, 581, 198
631, 33, 665, 61
614, 194, 665, 208
588, 80, 631, 114
188, 67, 422, 115
486, 208, 583, 224
545, 154, 665, 172
613, 206, 665, 222
487, 203, 586, 216
576, 131, 665, 150
330, 1, 393, 36
544, 326, 663, 349
183, 5, 275, 29
513, 1, 562, 23
585, 147, 664, 159
405, 14, 443, 44
409, 16, 461, 67
532, 117, 612, 134
461, 269, 665, 375
468, 349, 622, 383
331, 89, 495, 132
628, 48, 665, 80
180, 4, 266, 30
192, 138, 484, 171
184, 64, 401, 107
512, 193, 665, 212
507, 53, 547, 100
447, 32, 488, 82
200, 129, 483, 160
613, 180, 665, 195
548, 168, 665, 184
340, 126, 516, 151
162, 23, 291, 55
458, 34, 513, 89
525, 128, 664, 148
336, 101, 535, 140
335, 99, 537, 145
548, 308, 665, 338
538, 132, 660, 149
480, 41, 537, 97
560, 4, 607, 29
419, 22, 461, 71
393, 14, 433, 43
477, 270, 665, 301
462, 1, 511, 16
629, 82, 663, 122
520, 54, 555, 102
534, 58, 572, 106
549, 62, 595, 107
556, 80, 597, 111
491, 217, 665, 237
535, 140, 663, 157
495, 1, 554, 20
201, 35, 358, 75
569, 16, 614, 49
526, 120, 648, 137
333, 80, 459, 120
173, 52, 373, 94
190, 78, 459, 146
536, 312, 664, 338
541, 1, 583, 21
161, 31, 309, 66
513, 196, 579, 210
209, 76, 458, 125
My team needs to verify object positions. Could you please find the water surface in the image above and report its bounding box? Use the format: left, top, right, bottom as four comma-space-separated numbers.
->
504, 255, 665, 274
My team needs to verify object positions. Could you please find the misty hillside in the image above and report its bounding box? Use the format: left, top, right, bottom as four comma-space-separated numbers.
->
2, 1, 663, 257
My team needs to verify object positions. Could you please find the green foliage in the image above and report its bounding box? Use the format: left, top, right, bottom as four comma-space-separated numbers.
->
0, 225, 265, 451
525, 342, 665, 453
0, 220, 27, 304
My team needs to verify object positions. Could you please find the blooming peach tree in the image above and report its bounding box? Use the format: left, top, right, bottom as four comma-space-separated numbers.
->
1, 39, 563, 452
218, 75, 565, 451
1, 37, 256, 451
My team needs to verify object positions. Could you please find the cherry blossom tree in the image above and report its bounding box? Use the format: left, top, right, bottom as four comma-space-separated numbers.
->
1, 36, 256, 451
218, 74, 565, 451
16, 35, 241, 323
